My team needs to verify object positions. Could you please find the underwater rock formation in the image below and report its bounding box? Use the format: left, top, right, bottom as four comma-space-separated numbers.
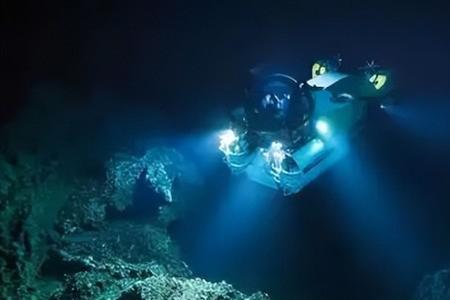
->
415, 269, 450, 300
56, 180, 110, 235
0, 153, 70, 299
106, 147, 198, 208
47, 221, 270, 300
54, 222, 191, 277
0, 148, 269, 300
116, 276, 270, 300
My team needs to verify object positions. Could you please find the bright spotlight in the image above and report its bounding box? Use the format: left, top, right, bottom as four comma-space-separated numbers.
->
310, 138, 325, 153
315, 119, 331, 137
219, 129, 238, 155
264, 141, 286, 174
270, 141, 285, 163
380, 104, 386, 109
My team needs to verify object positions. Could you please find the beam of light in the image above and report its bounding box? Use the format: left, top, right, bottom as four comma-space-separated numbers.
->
190, 172, 279, 279
163, 129, 280, 275
142, 130, 228, 184
327, 143, 425, 288
381, 98, 450, 146
134, 129, 277, 285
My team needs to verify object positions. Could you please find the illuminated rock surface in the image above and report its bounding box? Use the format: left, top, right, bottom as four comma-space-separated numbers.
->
0, 150, 269, 300
415, 270, 450, 300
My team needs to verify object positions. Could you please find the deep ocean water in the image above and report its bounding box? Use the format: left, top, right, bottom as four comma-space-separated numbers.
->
2, 1, 450, 300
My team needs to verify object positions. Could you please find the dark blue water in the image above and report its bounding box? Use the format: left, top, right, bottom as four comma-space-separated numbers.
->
3, 1, 450, 299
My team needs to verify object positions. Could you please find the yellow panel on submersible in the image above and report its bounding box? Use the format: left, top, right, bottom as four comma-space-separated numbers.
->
369, 74, 387, 90
312, 63, 321, 78
312, 62, 328, 78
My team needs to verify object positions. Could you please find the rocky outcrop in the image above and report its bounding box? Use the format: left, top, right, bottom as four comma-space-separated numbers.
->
0, 148, 270, 300
47, 222, 270, 300
415, 269, 450, 300
106, 148, 199, 208
0, 153, 69, 299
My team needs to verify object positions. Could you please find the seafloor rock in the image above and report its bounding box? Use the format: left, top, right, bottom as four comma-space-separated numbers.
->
47, 221, 269, 300
52, 265, 270, 300
1, 147, 269, 300
0, 154, 16, 197
56, 222, 191, 277
106, 147, 199, 209
56, 179, 109, 235
57, 147, 199, 235
118, 276, 271, 300
415, 269, 450, 300
0, 153, 71, 299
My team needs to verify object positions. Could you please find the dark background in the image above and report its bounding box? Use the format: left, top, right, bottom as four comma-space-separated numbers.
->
2, 1, 450, 299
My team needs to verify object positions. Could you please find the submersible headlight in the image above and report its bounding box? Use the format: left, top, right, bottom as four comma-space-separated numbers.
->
269, 141, 285, 161
219, 129, 238, 155
263, 141, 286, 174
315, 119, 331, 137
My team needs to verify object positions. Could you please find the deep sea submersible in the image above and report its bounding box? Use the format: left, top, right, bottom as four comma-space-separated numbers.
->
219, 58, 393, 195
